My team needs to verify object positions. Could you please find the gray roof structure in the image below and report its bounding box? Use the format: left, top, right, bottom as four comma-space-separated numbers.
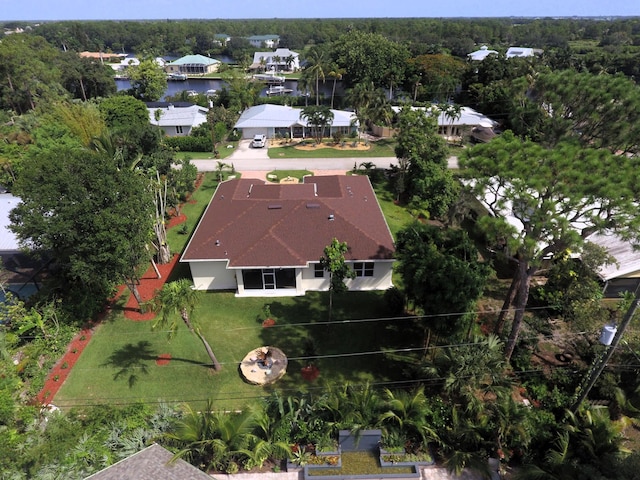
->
147, 103, 209, 129
467, 45, 498, 61
391, 105, 497, 128
587, 232, 640, 281
234, 104, 357, 130
85, 443, 211, 480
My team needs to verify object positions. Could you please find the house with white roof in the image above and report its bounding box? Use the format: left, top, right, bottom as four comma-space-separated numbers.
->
375, 105, 498, 143
506, 47, 543, 58
164, 54, 220, 75
234, 104, 358, 140
467, 45, 499, 61
248, 35, 280, 48
250, 48, 300, 72
584, 233, 640, 298
146, 102, 208, 137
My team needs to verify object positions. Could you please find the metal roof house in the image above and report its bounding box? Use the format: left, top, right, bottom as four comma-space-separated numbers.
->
467, 45, 499, 61
250, 48, 300, 72
234, 104, 358, 140
146, 102, 208, 137
506, 47, 543, 58
181, 175, 395, 297
585, 233, 640, 298
164, 54, 220, 75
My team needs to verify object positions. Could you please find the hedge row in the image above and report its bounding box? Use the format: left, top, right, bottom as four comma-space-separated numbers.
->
163, 135, 213, 152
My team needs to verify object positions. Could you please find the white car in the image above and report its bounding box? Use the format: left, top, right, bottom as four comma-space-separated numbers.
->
251, 134, 267, 148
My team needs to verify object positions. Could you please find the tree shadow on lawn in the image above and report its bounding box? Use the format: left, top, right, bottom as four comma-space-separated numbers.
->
102, 340, 206, 388
259, 291, 418, 390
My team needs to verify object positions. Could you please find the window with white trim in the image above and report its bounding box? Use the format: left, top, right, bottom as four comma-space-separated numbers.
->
353, 262, 374, 277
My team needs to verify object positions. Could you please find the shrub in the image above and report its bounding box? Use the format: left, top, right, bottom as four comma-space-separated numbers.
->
163, 135, 213, 152
384, 286, 405, 315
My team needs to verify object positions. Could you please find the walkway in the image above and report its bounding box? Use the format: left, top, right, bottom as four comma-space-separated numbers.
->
219, 466, 485, 480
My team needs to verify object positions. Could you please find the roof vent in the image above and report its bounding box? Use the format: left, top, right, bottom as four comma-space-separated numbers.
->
328, 214, 334, 221
215, 240, 221, 246
268, 204, 282, 209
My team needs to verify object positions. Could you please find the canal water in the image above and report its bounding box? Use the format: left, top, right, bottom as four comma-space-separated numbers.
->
115, 77, 337, 101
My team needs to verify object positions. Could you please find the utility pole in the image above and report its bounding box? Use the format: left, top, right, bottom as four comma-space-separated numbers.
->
571, 282, 640, 413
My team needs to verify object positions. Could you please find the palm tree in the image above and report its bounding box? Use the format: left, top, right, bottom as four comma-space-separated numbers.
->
305, 46, 328, 106
327, 66, 345, 109
379, 387, 438, 446
149, 279, 221, 371
301, 105, 334, 144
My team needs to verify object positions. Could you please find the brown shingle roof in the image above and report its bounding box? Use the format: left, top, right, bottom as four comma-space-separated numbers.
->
181, 175, 395, 267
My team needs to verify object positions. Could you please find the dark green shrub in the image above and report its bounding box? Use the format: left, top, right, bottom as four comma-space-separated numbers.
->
163, 135, 213, 152
384, 286, 405, 315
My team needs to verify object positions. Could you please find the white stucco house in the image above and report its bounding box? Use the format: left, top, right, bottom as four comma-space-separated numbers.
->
146, 102, 208, 137
250, 48, 300, 72
180, 175, 395, 297
234, 104, 358, 140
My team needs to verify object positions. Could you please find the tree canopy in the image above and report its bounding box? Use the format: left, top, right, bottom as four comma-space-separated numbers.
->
461, 131, 640, 359
10, 145, 154, 317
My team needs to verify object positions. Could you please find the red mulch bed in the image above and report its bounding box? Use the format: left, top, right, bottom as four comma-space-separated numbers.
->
35, 175, 205, 406
156, 353, 172, 366
301, 365, 320, 382
262, 318, 276, 328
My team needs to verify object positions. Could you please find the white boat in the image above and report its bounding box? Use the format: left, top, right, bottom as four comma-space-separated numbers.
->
168, 73, 188, 81
186, 90, 198, 97
266, 85, 293, 96
206, 89, 217, 97
253, 73, 285, 83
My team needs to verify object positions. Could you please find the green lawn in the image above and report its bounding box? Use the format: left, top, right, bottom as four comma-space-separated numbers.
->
269, 139, 396, 159
55, 290, 417, 411
176, 143, 238, 161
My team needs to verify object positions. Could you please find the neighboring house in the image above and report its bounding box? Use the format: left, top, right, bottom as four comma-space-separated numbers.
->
213, 33, 231, 46
250, 48, 300, 72
146, 102, 208, 137
0, 192, 20, 257
164, 54, 220, 75
374, 105, 498, 143
234, 104, 357, 140
79, 51, 127, 63
506, 46, 543, 58
585, 233, 640, 298
181, 175, 395, 297
467, 45, 498, 61
84, 443, 211, 480
248, 34, 280, 48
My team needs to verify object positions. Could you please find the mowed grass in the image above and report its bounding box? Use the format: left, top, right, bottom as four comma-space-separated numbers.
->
269, 139, 396, 159
55, 290, 417, 411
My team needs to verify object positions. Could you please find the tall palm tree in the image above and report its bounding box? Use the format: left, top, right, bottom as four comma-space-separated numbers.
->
305, 46, 328, 106
149, 279, 221, 371
327, 66, 345, 109
379, 387, 439, 446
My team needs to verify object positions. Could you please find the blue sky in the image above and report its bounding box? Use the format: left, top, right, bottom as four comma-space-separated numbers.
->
1, 0, 639, 21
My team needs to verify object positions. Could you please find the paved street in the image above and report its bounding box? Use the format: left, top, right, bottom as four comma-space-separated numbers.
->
189, 140, 460, 174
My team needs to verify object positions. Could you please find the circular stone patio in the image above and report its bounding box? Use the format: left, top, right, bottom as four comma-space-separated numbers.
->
240, 346, 288, 385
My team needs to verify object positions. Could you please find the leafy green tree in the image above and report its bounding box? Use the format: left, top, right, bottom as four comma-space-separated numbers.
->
0, 34, 66, 114
301, 105, 334, 144
10, 147, 154, 317
461, 131, 640, 360
331, 30, 410, 91
320, 238, 355, 323
128, 58, 167, 102
393, 107, 457, 218
58, 53, 116, 101
407, 54, 466, 103
149, 279, 221, 371
395, 222, 490, 333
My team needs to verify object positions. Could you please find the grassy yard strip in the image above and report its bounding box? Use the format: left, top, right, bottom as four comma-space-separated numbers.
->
268, 139, 396, 159
55, 291, 414, 411
265, 169, 313, 182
